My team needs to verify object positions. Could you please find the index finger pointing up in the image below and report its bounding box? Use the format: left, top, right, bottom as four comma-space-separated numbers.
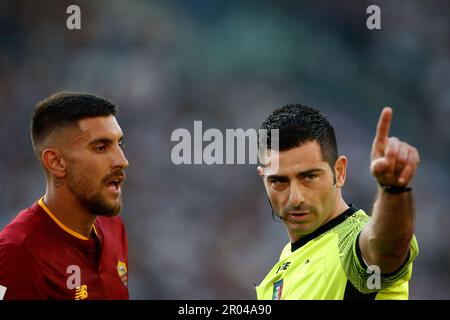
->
374, 107, 393, 147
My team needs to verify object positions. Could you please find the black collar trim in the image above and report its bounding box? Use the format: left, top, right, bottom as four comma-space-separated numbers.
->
291, 204, 358, 252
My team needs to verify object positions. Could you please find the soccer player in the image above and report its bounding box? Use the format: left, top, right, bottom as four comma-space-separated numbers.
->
256, 104, 420, 299
0, 92, 129, 300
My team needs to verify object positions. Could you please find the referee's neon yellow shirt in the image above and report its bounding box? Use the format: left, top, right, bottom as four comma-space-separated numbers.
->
256, 205, 419, 300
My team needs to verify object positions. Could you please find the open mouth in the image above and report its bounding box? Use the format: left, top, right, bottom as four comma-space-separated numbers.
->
105, 176, 125, 195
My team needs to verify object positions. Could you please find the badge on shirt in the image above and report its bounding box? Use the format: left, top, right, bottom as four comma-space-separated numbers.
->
272, 279, 283, 300
117, 260, 128, 286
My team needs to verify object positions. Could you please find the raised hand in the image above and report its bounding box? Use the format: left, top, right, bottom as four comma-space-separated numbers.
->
370, 107, 420, 187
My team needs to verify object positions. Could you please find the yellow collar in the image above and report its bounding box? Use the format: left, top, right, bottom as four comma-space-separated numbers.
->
38, 197, 98, 241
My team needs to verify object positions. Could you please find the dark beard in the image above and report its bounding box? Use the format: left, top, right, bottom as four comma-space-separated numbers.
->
66, 167, 124, 217
77, 191, 122, 217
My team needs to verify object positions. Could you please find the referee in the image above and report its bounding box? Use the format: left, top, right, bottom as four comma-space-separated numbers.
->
256, 104, 419, 300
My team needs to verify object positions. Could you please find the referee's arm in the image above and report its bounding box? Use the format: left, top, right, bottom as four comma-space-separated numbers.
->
359, 107, 420, 274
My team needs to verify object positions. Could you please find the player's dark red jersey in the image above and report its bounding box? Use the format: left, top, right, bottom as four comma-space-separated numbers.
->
0, 198, 129, 300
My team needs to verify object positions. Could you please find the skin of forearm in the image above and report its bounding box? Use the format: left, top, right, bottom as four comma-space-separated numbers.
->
361, 188, 415, 272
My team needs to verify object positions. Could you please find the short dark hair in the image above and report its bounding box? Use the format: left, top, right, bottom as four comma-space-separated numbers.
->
260, 104, 338, 169
31, 91, 118, 156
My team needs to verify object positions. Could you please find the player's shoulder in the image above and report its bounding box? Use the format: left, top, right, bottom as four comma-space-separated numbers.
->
0, 201, 45, 252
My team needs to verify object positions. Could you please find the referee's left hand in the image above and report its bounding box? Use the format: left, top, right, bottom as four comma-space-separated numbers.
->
370, 107, 420, 187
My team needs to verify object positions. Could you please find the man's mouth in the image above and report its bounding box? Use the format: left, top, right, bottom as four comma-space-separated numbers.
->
287, 211, 310, 221
289, 210, 310, 215
105, 175, 125, 195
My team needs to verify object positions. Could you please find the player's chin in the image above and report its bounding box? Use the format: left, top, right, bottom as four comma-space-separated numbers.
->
101, 201, 122, 217
99, 194, 122, 216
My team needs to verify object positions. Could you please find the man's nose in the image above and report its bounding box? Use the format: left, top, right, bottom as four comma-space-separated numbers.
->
289, 183, 305, 208
113, 145, 129, 169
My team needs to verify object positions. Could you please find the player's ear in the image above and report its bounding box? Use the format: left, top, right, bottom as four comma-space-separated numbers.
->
42, 148, 66, 178
334, 156, 347, 188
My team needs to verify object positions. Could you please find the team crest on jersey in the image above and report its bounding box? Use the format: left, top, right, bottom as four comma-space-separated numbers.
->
272, 279, 283, 300
117, 260, 128, 286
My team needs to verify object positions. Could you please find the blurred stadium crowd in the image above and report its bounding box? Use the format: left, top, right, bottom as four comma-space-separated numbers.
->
0, 0, 449, 299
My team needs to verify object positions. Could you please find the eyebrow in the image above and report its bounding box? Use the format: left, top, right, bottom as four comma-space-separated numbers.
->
87, 135, 123, 147
267, 168, 324, 180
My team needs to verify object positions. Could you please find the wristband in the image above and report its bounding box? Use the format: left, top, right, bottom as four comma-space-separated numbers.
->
380, 184, 412, 194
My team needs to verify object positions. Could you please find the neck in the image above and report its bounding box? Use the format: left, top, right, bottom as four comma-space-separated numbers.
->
324, 198, 350, 225
43, 184, 97, 239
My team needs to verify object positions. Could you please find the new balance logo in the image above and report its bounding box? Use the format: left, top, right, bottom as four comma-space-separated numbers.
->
66, 264, 88, 300
74, 284, 88, 300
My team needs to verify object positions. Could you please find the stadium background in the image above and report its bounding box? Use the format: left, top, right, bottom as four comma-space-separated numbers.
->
0, 0, 449, 299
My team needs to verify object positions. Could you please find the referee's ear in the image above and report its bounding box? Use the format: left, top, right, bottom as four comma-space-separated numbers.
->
334, 155, 348, 188
42, 148, 66, 179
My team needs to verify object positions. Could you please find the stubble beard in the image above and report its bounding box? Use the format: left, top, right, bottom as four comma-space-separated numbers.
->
66, 168, 123, 217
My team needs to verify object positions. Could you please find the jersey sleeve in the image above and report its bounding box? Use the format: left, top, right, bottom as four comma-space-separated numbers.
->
0, 243, 48, 299
338, 212, 419, 294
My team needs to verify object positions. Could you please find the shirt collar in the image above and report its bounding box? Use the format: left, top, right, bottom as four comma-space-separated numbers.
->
291, 204, 358, 252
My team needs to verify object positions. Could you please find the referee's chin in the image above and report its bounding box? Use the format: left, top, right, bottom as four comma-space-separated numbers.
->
285, 220, 319, 240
